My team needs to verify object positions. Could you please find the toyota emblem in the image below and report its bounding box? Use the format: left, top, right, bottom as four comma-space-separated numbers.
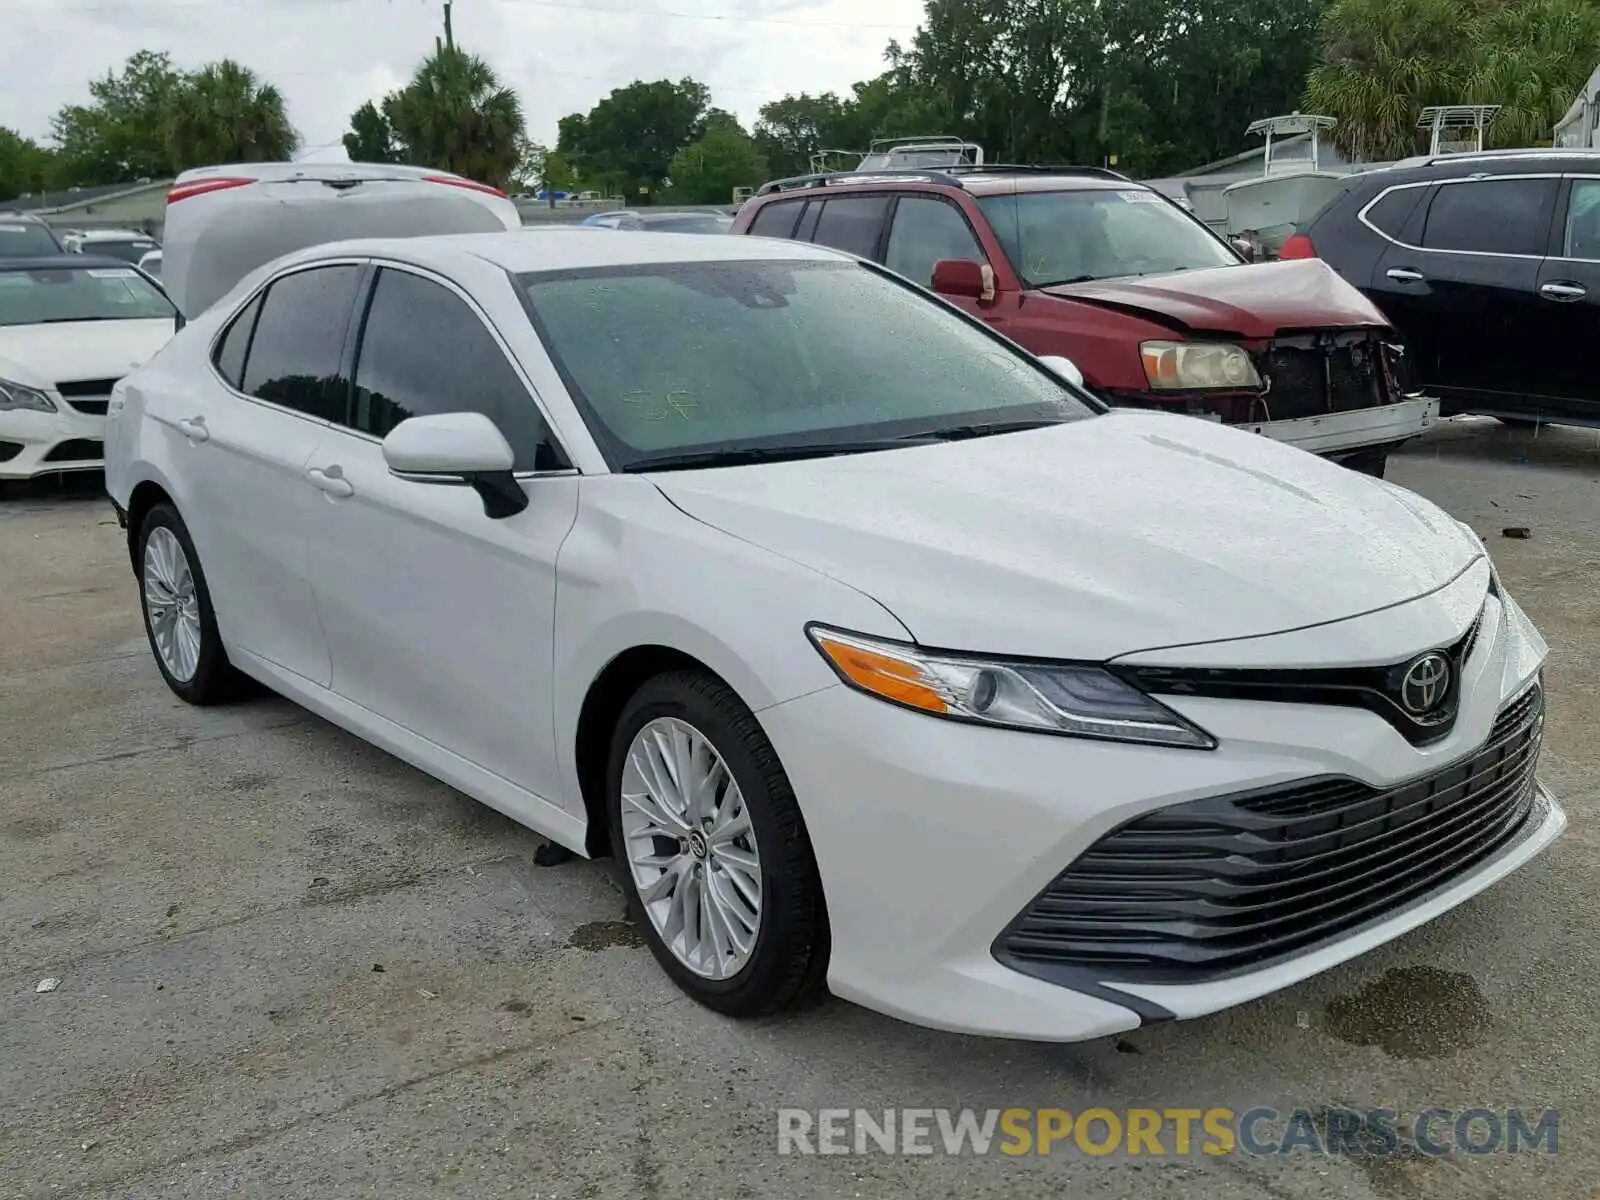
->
1400, 652, 1451, 715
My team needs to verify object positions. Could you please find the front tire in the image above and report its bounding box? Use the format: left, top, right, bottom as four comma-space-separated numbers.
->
1340, 448, 1389, 478
606, 669, 829, 1017
136, 503, 245, 705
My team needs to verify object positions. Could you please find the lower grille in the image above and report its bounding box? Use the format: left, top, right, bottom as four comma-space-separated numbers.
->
42, 439, 104, 463
996, 684, 1544, 985
56, 378, 119, 416
0, 440, 21, 462
1258, 334, 1394, 422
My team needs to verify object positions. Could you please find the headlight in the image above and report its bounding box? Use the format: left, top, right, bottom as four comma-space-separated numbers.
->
1140, 341, 1261, 390
0, 378, 57, 413
807, 626, 1216, 749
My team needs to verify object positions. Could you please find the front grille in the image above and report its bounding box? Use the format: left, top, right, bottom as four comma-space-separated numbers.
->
1115, 606, 1483, 748
55, 378, 119, 416
995, 683, 1544, 985
1257, 334, 1394, 422
42, 439, 104, 463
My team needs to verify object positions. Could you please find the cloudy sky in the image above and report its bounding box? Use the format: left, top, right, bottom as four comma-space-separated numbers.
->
2, 0, 926, 158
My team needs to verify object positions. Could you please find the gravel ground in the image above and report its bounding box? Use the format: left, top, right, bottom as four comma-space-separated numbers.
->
2, 418, 1597, 1200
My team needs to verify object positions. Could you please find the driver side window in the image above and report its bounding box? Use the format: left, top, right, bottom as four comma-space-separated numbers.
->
884, 196, 986, 287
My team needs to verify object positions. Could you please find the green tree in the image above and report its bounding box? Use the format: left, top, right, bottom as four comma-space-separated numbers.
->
669, 119, 768, 204
166, 60, 298, 171
382, 44, 526, 188
1306, 0, 1600, 159
343, 100, 400, 163
50, 50, 186, 185
753, 92, 851, 177
539, 148, 578, 194
0, 128, 57, 202
556, 78, 712, 201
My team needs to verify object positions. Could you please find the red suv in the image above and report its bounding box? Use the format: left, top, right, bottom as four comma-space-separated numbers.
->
730, 165, 1437, 475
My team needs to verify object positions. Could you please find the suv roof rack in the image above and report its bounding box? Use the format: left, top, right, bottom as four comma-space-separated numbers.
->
755, 162, 1131, 196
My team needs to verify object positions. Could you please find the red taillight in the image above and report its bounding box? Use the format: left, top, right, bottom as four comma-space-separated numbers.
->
423, 174, 508, 199
166, 176, 255, 204
1277, 233, 1317, 260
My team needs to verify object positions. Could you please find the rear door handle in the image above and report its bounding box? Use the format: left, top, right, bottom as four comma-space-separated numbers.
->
176, 416, 209, 442
1385, 267, 1424, 283
1539, 281, 1587, 302
306, 466, 354, 498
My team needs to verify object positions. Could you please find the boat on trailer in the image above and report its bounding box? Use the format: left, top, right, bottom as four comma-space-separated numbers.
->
1221, 114, 1344, 259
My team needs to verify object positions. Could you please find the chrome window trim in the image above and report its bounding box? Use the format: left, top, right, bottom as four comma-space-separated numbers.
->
1355, 172, 1563, 261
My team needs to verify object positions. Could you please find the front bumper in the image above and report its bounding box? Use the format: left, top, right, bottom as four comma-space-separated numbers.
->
0, 405, 106, 479
1236, 395, 1438, 457
759, 584, 1559, 1042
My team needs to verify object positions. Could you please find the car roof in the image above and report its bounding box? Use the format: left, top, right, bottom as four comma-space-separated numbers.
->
278, 228, 847, 274
754, 168, 1138, 201
0, 254, 148, 271
1344, 148, 1600, 189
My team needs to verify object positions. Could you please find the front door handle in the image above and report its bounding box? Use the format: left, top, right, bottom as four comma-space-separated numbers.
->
1539, 281, 1588, 302
176, 416, 209, 442
1385, 267, 1425, 283
306, 466, 354, 498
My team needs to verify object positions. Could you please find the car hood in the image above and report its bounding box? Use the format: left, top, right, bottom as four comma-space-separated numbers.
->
0, 318, 178, 389
1041, 259, 1390, 339
652, 413, 1479, 662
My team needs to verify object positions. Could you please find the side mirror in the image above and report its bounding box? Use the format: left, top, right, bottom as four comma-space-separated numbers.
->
1231, 236, 1257, 262
381, 412, 529, 519
931, 258, 996, 303
1036, 354, 1085, 388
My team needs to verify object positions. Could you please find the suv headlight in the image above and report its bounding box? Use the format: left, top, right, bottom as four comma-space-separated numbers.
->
807, 626, 1216, 749
1140, 341, 1261, 390
0, 378, 57, 412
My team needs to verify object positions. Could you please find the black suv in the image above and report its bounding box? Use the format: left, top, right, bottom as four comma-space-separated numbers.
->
0, 211, 66, 257
1282, 149, 1600, 427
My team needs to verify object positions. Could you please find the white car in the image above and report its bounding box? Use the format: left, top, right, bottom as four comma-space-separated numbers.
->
103, 231, 1561, 1041
1, 255, 178, 480
161, 161, 522, 319
62, 228, 161, 266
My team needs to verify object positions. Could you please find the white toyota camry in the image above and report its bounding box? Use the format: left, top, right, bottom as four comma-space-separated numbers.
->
103, 230, 1561, 1042
0, 256, 177, 480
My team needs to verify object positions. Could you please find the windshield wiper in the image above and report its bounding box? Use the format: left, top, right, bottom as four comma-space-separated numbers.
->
1036, 274, 1099, 287
624, 438, 941, 472
905, 417, 1071, 442
38, 316, 121, 323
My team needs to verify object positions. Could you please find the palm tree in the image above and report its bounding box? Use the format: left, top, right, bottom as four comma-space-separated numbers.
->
1306, 0, 1600, 160
382, 45, 525, 189
166, 60, 298, 170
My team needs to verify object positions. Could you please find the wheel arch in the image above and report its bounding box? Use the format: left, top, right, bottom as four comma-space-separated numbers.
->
124, 477, 176, 569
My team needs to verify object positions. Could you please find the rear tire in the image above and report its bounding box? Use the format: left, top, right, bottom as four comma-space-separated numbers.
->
136, 503, 248, 705
606, 669, 829, 1017
1340, 449, 1389, 479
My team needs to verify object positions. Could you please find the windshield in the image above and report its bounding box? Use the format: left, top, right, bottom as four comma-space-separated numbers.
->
0, 264, 176, 326
0, 221, 62, 258
977, 189, 1240, 287
519, 259, 1096, 470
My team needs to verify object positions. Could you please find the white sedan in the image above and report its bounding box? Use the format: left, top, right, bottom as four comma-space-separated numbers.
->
0, 256, 178, 480
103, 230, 1561, 1041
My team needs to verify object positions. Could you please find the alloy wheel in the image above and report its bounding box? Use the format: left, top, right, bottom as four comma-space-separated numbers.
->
620, 716, 764, 979
143, 526, 202, 683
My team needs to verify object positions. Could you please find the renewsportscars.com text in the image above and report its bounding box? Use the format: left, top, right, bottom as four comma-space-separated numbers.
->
776, 1107, 1559, 1158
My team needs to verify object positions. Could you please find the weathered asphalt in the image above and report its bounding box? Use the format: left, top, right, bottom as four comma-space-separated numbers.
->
2, 418, 1596, 1199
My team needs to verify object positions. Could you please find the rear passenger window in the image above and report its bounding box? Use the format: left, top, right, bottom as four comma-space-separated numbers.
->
350, 268, 563, 472
747, 200, 805, 240
239, 265, 362, 421
1421, 179, 1557, 256
1363, 187, 1426, 239
211, 293, 262, 389
811, 197, 891, 258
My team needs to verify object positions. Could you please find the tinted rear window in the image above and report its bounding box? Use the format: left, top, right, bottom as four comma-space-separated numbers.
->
0, 221, 61, 257
810, 197, 890, 258
747, 200, 804, 240
1421, 179, 1557, 255
1362, 187, 1427, 238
